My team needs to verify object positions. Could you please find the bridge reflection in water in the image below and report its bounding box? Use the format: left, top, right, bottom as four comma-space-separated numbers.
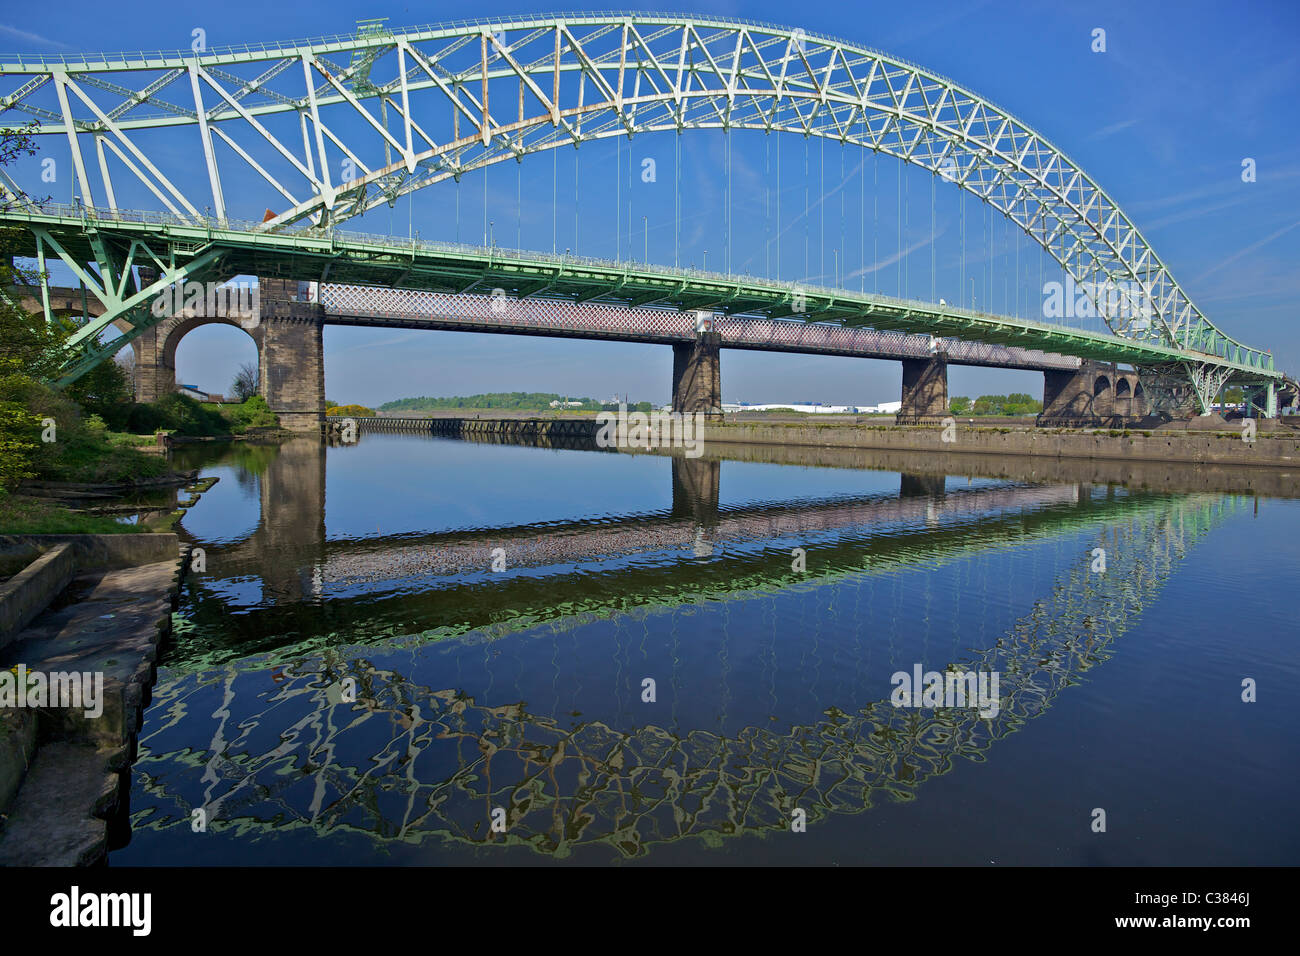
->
127, 434, 1239, 861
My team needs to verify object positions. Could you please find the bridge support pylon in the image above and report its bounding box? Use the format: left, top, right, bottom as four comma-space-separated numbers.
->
258, 278, 326, 433
895, 352, 949, 424
672, 333, 722, 417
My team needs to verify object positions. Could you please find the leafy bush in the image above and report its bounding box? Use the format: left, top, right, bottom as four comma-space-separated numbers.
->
63, 358, 132, 430
125, 393, 280, 436
325, 403, 376, 417
0, 373, 167, 484
127, 393, 227, 436
223, 395, 279, 432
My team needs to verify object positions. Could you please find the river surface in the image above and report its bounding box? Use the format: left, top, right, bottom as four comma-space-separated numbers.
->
112, 432, 1300, 865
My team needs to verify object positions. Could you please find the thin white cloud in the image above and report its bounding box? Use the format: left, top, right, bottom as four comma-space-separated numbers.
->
1197, 219, 1300, 282
1088, 119, 1138, 141
0, 23, 73, 49
327, 330, 428, 353
845, 227, 945, 281
1141, 194, 1259, 232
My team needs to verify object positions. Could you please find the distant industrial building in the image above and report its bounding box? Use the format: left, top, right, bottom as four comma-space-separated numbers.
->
719, 401, 902, 415
178, 384, 226, 403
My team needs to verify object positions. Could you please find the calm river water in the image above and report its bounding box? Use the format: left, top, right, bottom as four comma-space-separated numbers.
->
112, 432, 1299, 865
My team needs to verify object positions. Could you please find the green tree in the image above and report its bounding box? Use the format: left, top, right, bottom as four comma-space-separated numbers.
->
0, 359, 40, 488
0, 122, 59, 488
64, 357, 132, 429
949, 396, 971, 414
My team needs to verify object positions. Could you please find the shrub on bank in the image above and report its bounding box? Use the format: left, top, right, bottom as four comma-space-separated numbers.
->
125, 393, 280, 436
326, 403, 376, 417
127, 393, 227, 436
223, 395, 280, 432
0, 373, 168, 485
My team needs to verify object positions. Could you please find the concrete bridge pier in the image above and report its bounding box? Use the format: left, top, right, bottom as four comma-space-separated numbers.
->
894, 352, 949, 424
257, 279, 326, 433
671, 332, 722, 416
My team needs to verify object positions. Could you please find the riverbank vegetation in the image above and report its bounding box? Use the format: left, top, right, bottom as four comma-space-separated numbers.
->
1, 125, 282, 532
380, 392, 653, 412
326, 401, 377, 417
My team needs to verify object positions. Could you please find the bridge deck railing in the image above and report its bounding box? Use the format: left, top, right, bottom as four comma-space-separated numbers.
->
6, 200, 1277, 374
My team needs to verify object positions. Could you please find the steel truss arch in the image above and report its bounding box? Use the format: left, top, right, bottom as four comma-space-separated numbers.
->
0, 12, 1273, 373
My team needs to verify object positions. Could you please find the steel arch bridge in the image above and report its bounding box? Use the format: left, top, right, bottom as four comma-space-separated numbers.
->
0, 12, 1289, 412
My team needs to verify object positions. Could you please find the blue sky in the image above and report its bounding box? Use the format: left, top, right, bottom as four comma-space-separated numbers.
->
4, 0, 1298, 406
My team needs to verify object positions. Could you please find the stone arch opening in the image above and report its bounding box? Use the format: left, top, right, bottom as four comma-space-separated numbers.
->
1092, 375, 1112, 418
123, 312, 262, 406
168, 317, 262, 403
1113, 376, 1133, 418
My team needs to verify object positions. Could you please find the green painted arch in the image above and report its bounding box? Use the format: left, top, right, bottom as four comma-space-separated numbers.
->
0, 13, 1267, 368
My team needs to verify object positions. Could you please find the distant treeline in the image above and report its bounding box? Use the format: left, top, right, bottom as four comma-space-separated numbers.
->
950, 393, 1044, 416
380, 392, 613, 411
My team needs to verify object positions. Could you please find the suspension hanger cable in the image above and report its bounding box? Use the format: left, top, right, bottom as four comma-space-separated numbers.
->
819, 135, 825, 283
627, 131, 633, 263
1008, 208, 1019, 316
873, 148, 878, 294
765, 133, 770, 277
839, 140, 845, 289
617, 134, 621, 260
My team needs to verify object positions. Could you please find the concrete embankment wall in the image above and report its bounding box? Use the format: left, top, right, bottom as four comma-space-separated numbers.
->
699, 422, 1300, 468
0, 534, 180, 651
0, 533, 186, 865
